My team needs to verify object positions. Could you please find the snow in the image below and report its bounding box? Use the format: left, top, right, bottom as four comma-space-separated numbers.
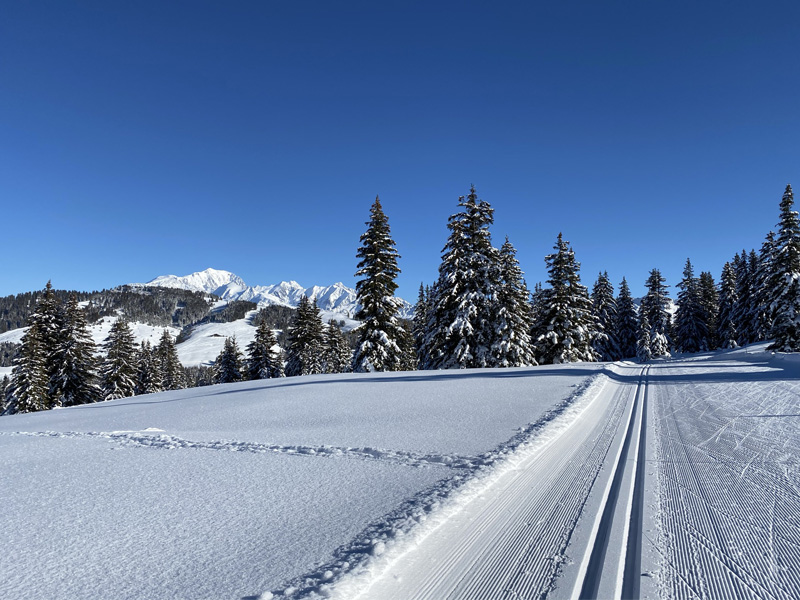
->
4, 344, 796, 599
0, 364, 596, 600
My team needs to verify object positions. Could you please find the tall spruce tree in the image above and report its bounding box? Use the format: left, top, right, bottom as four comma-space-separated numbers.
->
754, 231, 777, 340
492, 237, 536, 367
615, 277, 638, 358
4, 323, 49, 414
533, 233, 599, 364
136, 341, 163, 395
411, 284, 429, 369
636, 312, 653, 362
323, 321, 353, 374
28, 281, 65, 406
213, 337, 244, 384
769, 184, 800, 351
285, 296, 325, 376
53, 294, 101, 406
422, 186, 501, 369
156, 330, 186, 390
675, 259, 708, 353
101, 320, 138, 400
717, 261, 739, 349
352, 196, 406, 372
591, 271, 621, 361
733, 251, 757, 346
641, 268, 671, 356
698, 271, 719, 350
246, 320, 284, 380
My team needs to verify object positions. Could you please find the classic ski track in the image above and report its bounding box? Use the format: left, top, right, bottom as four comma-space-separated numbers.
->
573, 365, 649, 600
0, 430, 474, 469
340, 364, 643, 600
653, 360, 800, 600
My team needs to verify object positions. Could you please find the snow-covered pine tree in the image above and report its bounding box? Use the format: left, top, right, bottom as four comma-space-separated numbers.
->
591, 271, 621, 361
492, 237, 536, 367
101, 320, 138, 400
422, 186, 502, 369
615, 277, 638, 358
135, 341, 163, 395
397, 320, 417, 371
28, 281, 65, 406
352, 196, 406, 372
733, 251, 757, 346
675, 259, 709, 354
52, 294, 101, 406
533, 233, 600, 364
769, 184, 800, 351
717, 261, 738, 349
641, 268, 671, 357
412, 284, 428, 369
754, 231, 777, 340
3, 323, 49, 414
246, 319, 283, 380
156, 330, 186, 390
636, 312, 653, 362
698, 271, 719, 350
285, 295, 325, 376
323, 321, 352, 374
213, 337, 244, 384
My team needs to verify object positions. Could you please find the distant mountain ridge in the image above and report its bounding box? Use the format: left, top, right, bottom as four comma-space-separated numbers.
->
138, 268, 413, 319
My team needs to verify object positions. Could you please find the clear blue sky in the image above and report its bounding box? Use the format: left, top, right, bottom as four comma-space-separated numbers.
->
2, 1, 798, 300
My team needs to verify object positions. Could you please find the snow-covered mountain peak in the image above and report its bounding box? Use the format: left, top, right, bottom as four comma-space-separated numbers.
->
144, 268, 246, 297
135, 269, 413, 319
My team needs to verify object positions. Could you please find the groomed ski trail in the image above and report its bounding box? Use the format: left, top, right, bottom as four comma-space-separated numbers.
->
324, 363, 649, 600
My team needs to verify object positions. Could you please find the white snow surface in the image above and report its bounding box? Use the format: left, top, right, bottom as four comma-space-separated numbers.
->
0, 364, 597, 600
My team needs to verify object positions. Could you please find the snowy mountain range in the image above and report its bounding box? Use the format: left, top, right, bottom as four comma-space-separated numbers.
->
137, 268, 414, 319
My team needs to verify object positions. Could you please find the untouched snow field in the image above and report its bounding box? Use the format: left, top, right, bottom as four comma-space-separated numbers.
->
0, 364, 597, 600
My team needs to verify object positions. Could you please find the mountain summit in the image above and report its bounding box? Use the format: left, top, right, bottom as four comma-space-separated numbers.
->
138, 269, 412, 318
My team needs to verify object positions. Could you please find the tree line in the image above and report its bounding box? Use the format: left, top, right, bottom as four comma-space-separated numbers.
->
4, 183, 800, 413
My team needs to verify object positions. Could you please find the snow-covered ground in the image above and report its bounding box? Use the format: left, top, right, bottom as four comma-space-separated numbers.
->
3, 346, 798, 600
0, 364, 596, 600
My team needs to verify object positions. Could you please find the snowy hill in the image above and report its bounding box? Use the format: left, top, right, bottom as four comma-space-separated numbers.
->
137, 268, 414, 319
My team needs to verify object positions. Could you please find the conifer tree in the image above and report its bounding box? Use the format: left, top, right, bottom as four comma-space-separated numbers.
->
533, 234, 599, 364
717, 261, 739, 349
615, 277, 638, 358
754, 231, 777, 340
53, 294, 101, 406
156, 330, 186, 390
769, 184, 800, 351
423, 186, 502, 369
246, 320, 284, 380
675, 259, 708, 353
698, 271, 719, 350
28, 281, 65, 405
4, 323, 49, 414
285, 296, 325, 376
641, 268, 671, 356
636, 312, 653, 362
351, 196, 405, 372
213, 337, 244, 384
135, 341, 163, 395
101, 320, 138, 400
412, 284, 428, 369
397, 320, 418, 371
733, 251, 756, 345
492, 237, 536, 367
322, 321, 352, 374
591, 271, 621, 361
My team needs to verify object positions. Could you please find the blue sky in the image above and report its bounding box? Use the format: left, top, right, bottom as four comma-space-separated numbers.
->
2, 1, 799, 300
